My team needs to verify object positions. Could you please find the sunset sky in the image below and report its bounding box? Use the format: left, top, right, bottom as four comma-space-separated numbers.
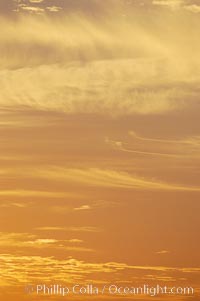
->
0, 0, 200, 300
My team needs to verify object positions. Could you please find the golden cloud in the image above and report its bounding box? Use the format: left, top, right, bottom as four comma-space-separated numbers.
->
0, 232, 91, 252
0, 253, 199, 287
0, 10, 200, 117
35, 167, 200, 191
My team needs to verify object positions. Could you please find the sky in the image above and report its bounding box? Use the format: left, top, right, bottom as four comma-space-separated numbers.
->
0, 0, 200, 300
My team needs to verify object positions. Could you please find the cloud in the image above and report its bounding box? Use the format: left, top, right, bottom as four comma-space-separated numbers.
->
68, 239, 83, 243
0, 11, 200, 117
74, 205, 91, 211
2, 166, 200, 191
36, 167, 200, 191
0, 202, 30, 208
46, 6, 62, 12
73, 200, 119, 211
128, 131, 200, 148
1, 60, 192, 117
0, 14, 167, 67
0, 253, 199, 287
29, 0, 44, 3
156, 250, 170, 254
46, 202, 114, 214
0, 232, 91, 252
184, 4, 200, 13
108, 138, 181, 158
16, 2, 62, 14
152, 0, 184, 9
0, 189, 69, 198
18, 5, 44, 13
153, 0, 200, 14
0, 61, 194, 116
106, 132, 200, 159
35, 226, 102, 233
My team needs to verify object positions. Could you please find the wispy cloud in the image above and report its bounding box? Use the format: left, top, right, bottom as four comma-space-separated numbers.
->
153, 0, 200, 14
0, 10, 200, 117
106, 132, 200, 159
0, 253, 199, 286
1, 61, 191, 117
128, 131, 200, 148
36, 226, 102, 233
74, 205, 91, 211
0, 232, 91, 252
156, 250, 171, 254
184, 4, 200, 13
0, 202, 30, 208
152, 0, 184, 9
1, 166, 200, 192
73, 200, 119, 211
36, 167, 200, 191
0, 189, 69, 198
